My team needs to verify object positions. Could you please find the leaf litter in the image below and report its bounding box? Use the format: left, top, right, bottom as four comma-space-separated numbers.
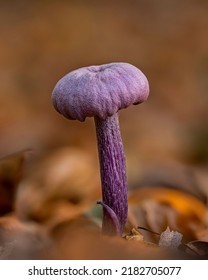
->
0, 142, 208, 259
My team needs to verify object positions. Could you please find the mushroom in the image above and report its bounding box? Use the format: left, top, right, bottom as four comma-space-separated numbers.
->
52, 62, 149, 236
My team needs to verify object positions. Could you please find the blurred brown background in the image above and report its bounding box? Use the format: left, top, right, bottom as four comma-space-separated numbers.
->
0, 0, 208, 182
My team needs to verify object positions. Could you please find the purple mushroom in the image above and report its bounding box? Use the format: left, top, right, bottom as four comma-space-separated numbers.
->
52, 62, 149, 236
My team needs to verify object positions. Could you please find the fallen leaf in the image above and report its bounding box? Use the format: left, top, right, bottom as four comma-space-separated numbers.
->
0, 214, 51, 259
128, 187, 207, 242
0, 149, 32, 216
15, 147, 100, 223
186, 240, 208, 257
125, 227, 144, 242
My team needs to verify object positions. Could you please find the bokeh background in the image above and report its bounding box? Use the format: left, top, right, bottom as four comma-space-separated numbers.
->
1, 0, 208, 163
0, 0, 208, 259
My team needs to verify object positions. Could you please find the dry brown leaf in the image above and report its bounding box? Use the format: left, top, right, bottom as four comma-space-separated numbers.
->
186, 240, 208, 257
128, 187, 207, 242
125, 227, 144, 242
0, 149, 32, 216
15, 147, 100, 223
0, 214, 50, 259
130, 160, 207, 202
194, 228, 208, 242
0, 241, 15, 260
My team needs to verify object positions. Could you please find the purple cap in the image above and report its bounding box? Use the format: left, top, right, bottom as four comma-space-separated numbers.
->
52, 62, 149, 121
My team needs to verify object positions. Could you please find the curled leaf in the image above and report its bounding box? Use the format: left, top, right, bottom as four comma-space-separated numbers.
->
186, 240, 208, 257
97, 201, 121, 236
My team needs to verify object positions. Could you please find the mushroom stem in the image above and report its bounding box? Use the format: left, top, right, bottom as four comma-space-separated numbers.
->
94, 113, 128, 236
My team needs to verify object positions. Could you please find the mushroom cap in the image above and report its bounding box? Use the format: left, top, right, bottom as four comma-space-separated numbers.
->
52, 62, 149, 121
